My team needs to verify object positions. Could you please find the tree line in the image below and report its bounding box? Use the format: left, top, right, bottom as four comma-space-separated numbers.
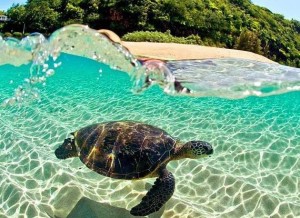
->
1, 0, 300, 67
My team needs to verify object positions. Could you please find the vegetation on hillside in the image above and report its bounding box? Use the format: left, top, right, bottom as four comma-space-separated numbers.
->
122, 30, 203, 45
1, 0, 299, 67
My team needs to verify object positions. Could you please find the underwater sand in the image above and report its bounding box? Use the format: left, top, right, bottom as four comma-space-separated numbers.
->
1, 25, 300, 217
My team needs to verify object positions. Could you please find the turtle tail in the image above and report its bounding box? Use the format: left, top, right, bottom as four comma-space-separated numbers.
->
130, 168, 175, 216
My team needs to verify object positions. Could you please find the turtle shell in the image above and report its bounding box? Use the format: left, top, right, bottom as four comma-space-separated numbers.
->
74, 121, 176, 179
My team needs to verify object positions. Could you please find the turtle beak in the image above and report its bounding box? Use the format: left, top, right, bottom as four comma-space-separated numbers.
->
55, 138, 77, 159
203, 142, 213, 156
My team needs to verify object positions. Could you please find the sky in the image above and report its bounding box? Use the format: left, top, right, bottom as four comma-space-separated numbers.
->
0, 0, 299, 21
0, 0, 26, 11
251, 0, 300, 21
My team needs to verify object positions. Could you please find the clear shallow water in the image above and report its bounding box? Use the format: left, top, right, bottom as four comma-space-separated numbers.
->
0, 25, 300, 217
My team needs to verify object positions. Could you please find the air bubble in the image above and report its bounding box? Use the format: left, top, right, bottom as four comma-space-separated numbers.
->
54, 62, 62, 68
46, 69, 55, 77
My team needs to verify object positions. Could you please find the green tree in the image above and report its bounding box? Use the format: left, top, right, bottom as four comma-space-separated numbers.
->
292, 19, 300, 33
4, 4, 26, 33
25, 1, 59, 33
234, 30, 262, 54
80, 0, 100, 27
60, 3, 84, 25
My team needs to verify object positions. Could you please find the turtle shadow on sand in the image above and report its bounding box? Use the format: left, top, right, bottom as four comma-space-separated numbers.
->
64, 192, 165, 218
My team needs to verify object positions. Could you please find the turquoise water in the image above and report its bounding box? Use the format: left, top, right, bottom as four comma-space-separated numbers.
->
1, 25, 300, 217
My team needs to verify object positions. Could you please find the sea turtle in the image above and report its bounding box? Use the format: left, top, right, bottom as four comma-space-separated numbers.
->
55, 121, 213, 216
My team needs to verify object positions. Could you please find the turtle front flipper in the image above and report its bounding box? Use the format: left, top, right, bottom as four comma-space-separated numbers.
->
130, 168, 175, 216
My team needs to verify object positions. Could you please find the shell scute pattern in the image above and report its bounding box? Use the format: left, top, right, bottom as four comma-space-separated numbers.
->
75, 121, 176, 179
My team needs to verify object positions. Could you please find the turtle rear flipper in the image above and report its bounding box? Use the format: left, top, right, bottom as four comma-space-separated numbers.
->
130, 168, 175, 216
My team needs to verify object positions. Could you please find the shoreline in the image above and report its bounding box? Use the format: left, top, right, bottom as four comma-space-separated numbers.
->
99, 29, 275, 64
123, 41, 275, 64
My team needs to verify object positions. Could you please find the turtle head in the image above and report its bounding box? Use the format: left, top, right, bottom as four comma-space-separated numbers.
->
55, 137, 78, 159
180, 141, 213, 159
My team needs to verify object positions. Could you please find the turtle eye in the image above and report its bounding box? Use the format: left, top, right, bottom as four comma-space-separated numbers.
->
64, 138, 73, 150
66, 143, 72, 150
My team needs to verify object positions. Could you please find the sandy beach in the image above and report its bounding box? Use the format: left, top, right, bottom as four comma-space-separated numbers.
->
98, 29, 274, 64
123, 41, 275, 63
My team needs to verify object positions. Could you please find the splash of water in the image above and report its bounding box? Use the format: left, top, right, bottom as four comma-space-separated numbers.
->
0, 25, 143, 106
1, 24, 300, 106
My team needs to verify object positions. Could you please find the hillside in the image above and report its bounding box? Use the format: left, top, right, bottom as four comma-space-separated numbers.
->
1, 0, 300, 67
